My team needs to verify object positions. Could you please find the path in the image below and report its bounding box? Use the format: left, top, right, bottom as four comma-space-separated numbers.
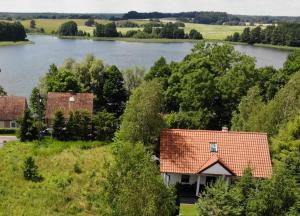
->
0, 136, 18, 148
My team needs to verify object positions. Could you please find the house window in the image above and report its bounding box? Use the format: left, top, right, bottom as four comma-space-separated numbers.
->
10, 121, 17, 128
210, 143, 218, 152
181, 175, 190, 184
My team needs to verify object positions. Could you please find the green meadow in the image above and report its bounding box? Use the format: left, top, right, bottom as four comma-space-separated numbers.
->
0, 139, 112, 215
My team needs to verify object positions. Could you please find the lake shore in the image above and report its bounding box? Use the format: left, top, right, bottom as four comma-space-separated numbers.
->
56, 35, 300, 50
0, 40, 33, 47
59, 35, 202, 43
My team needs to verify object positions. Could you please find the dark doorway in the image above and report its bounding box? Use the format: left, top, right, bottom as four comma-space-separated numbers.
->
206, 176, 217, 185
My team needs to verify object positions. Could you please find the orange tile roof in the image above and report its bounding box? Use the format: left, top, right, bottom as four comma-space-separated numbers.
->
45, 92, 94, 119
160, 129, 272, 178
0, 96, 27, 121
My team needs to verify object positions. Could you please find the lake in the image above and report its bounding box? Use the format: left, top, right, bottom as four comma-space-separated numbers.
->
0, 35, 289, 97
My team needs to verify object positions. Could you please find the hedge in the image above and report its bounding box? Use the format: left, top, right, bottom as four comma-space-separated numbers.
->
0, 128, 17, 135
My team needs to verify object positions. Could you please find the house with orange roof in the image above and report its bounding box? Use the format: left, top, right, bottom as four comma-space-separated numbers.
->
45, 92, 94, 127
0, 96, 27, 128
160, 127, 272, 196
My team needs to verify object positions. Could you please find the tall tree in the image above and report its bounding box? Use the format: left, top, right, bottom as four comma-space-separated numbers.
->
101, 142, 176, 216
116, 80, 165, 146
18, 109, 39, 142
103, 65, 128, 116
52, 110, 66, 141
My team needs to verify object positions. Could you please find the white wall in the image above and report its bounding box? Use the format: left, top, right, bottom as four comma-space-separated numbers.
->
164, 173, 207, 185
201, 163, 231, 175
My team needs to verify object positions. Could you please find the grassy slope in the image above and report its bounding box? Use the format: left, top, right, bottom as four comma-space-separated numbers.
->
180, 204, 198, 216
0, 139, 112, 215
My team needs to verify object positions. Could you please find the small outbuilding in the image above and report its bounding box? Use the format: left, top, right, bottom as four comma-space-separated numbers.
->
0, 96, 27, 128
160, 128, 272, 196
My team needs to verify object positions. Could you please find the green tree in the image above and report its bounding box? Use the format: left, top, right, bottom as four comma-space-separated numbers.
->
145, 57, 172, 90
0, 85, 7, 96
52, 110, 66, 141
116, 80, 165, 147
103, 65, 128, 116
18, 109, 39, 142
122, 67, 145, 93
93, 111, 117, 141
23, 156, 43, 182
30, 20, 36, 29
197, 177, 244, 216
249, 26, 262, 44
240, 27, 251, 43
189, 29, 203, 40
247, 165, 300, 215
58, 21, 78, 36
101, 142, 176, 216
29, 87, 46, 119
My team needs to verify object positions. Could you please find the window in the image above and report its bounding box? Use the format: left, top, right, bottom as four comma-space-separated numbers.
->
181, 175, 190, 183
10, 121, 16, 128
210, 143, 218, 152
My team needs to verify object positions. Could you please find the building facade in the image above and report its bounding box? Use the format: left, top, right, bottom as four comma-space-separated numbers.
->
160, 128, 272, 196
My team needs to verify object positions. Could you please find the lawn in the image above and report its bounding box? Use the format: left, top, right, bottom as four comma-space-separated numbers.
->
180, 204, 198, 216
0, 139, 112, 215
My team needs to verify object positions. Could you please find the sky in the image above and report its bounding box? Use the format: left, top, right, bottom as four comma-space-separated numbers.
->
0, 0, 299, 16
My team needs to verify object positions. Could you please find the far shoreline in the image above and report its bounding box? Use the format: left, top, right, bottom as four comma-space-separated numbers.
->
0, 40, 33, 47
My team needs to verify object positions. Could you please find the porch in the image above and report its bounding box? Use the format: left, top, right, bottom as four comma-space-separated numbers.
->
163, 173, 232, 197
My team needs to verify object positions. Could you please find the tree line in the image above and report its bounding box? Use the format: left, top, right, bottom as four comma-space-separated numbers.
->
227, 23, 300, 47
58, 20, 203, 40
0, 21, 27, 41
122, 11, 300, 25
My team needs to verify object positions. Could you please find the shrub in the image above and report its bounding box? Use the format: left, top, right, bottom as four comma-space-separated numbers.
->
23, 156, 43, 182
0, 128, 16, 135
73, 162, 82, 174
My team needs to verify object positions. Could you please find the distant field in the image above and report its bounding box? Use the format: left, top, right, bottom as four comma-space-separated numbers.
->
183, 23, 245, 40
1, 18, 246, 40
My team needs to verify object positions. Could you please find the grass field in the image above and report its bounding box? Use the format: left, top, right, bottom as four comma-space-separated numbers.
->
180, 204, 198, 216
0, 139, 112, 215
0, 40, 33, 47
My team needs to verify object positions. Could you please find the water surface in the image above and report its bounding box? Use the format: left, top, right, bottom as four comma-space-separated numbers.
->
0, 35, 289, 97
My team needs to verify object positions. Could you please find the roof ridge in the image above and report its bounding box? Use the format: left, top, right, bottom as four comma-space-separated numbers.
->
162, 128, 268, 135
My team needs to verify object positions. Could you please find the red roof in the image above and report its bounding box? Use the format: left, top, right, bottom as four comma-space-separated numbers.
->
0, 96, 27, 121
160, 129, 272, 178
45, 92, 94, 119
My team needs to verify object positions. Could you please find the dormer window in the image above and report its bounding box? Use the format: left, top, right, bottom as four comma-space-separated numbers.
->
210, 143, 218, 152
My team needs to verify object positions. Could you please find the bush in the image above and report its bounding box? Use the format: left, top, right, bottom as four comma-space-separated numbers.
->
58, 21, 78, 36
23, 156, 43, 182
0, 128, 16, 135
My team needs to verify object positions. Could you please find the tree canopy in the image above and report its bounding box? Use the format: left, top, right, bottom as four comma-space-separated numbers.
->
0, 21, 26, 41
58, 21, 78, 36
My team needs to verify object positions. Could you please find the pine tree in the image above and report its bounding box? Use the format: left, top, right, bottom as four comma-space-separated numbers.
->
18, 109, 38, 142
52, 110, 66, 141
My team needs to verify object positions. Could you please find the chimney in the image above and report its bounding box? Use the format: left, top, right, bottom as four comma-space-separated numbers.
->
222, 126, 229, 132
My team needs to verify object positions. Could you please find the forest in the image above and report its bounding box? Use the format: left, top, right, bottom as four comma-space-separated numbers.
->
227, 23, 300, 47
122, 11, 300, 24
